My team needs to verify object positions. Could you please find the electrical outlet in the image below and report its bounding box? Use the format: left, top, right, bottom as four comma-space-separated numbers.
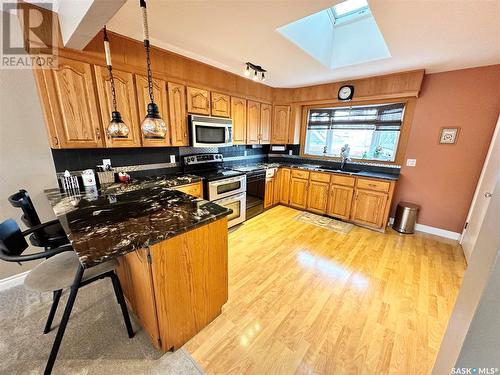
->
406, 158, 417, 167
170, 155, 176, 163
288, 150, 293, 155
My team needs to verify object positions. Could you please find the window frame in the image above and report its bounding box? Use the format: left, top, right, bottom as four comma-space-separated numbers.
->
299, 97, 416, 166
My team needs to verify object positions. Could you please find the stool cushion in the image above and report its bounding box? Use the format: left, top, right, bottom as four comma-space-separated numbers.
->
24, 251, 117, 293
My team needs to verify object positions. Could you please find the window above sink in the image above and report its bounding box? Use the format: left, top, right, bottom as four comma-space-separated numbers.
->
303, 101, 407, 163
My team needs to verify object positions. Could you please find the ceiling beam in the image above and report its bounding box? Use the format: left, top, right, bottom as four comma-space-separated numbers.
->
57, 0, 126, 50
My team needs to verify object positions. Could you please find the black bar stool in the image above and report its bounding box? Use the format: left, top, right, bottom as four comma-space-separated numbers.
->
0, 219, 134, 375
8, 190, 69, 250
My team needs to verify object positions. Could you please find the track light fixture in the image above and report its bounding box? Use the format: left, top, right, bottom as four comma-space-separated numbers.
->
243, 62, 267, 82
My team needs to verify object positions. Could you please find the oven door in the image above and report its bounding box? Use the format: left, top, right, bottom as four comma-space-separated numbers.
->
213, 192, 246, 228
208, 175, 247, 200
191, 121, 233, 148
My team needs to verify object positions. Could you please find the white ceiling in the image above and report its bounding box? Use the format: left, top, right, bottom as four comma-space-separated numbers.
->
107, 0, 500, 88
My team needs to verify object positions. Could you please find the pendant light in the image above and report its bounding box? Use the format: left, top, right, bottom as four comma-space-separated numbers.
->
139, 0, 167, 139
103, 26, 129, 139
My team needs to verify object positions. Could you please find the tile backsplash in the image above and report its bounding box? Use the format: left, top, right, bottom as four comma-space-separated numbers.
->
51, 145, 273, 173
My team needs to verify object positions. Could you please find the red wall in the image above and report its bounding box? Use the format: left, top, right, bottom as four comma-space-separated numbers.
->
393, 65, 500, 233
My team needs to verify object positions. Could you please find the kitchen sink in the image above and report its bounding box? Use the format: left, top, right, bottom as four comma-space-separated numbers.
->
319, 165, 361, 174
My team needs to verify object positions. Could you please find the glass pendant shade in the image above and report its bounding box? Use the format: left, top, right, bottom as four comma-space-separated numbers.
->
141, 102, 167, 139
107, 111, 129, 138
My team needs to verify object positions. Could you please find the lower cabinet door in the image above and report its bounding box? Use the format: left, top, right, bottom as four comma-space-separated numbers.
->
306, 180, 329, 214
351, 189, 388, 228
289, 177, 308, 209
279, 168, 291, 205
264, 178, 274, 208
327, 185, 354, 220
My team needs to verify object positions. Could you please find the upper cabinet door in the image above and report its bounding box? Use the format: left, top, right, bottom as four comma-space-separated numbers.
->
42, 58, 104, 148
167, 82, 189, 146
260, 103, 272, 144
271, 105, 290, 145
187, 87, 210, 115
231, 97, 247, 145
211, 92, 230, 118
94, 66, 141, 148
135, 75, 171, 147
247, 100, 261, 145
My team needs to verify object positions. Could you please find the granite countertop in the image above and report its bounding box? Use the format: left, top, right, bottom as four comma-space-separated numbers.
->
227, 162, 399, 181
45, 175, 230, 268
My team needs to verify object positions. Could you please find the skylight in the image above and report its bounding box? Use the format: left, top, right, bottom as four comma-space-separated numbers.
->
332, 0, 369, 19
277, 0, 391, 69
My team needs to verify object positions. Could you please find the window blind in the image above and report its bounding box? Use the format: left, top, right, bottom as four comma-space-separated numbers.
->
307, 103, 405, 131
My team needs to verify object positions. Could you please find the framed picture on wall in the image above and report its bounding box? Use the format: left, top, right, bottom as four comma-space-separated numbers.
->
439, 127, 460, 144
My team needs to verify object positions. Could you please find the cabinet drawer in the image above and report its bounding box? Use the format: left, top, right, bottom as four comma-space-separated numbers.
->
331, 174, 355, 187
310, 172, 331, 183
357, 178, 390, 192
291, 169, 310, 179
174, 182, 203, 198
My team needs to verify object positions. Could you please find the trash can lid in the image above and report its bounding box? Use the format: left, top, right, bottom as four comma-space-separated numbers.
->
399, 202, 420, 210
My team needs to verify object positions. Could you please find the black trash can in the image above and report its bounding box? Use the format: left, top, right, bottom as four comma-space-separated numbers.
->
393, 202, 420, 234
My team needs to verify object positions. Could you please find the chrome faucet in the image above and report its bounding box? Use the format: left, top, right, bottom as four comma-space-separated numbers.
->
340, 144, 351, 170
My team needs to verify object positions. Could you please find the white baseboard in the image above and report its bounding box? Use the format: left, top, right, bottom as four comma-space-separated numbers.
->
389, 218, 461, 240
0, 271, 29, 292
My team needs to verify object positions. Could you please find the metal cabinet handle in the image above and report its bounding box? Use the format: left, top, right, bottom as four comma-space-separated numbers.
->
54, 136, 59, 146
95, 128, 101, 140
485, 192, 493, 198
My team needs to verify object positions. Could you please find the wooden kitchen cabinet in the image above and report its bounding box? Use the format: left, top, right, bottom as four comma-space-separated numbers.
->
260, 103, 272, 144
186, 87, 210, 115
306, 172, 330, 214
273, 170, 281, 205
173, 181, 203, 198
36, 57, 104, 148
167, 82, 189, 146
264, 177, 275, 209
94, 66, 141, 148
327, 185, 354, 220
135, 74, 170, 147
231, 97, 247, 144
271, 105, 290, 144
117, 218, 228, 351
351, 189, 388, 228
246, 100, 261, 144
211, 92, 230, 117
279, 168, 291, 205
289, 170, 310, 209
116, 248, 161, 349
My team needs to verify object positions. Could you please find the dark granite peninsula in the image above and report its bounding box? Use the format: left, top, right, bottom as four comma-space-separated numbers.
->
45, 175, 231, 351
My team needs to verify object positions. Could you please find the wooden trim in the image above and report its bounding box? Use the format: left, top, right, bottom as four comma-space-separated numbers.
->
299, 97, 417, 166
273, 69, 424, 104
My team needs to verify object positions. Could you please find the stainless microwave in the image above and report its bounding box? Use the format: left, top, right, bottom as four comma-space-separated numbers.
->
189, 115, 233, 148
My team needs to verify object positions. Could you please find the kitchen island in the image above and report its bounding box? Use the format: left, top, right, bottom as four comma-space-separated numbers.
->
45, 175, 231, 351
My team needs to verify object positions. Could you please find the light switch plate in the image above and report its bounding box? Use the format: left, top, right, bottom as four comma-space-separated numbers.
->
244, 150, 248, 156
170, 155, 176, 163
406, 158, 417, 167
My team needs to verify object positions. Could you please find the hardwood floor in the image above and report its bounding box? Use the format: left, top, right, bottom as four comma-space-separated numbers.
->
184, 206, 466, 375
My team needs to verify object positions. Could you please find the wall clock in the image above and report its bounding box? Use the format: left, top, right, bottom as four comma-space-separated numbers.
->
338, 85, 354, 101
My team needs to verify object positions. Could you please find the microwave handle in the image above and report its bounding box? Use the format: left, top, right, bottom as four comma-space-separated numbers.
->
225, 127, 230, 143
